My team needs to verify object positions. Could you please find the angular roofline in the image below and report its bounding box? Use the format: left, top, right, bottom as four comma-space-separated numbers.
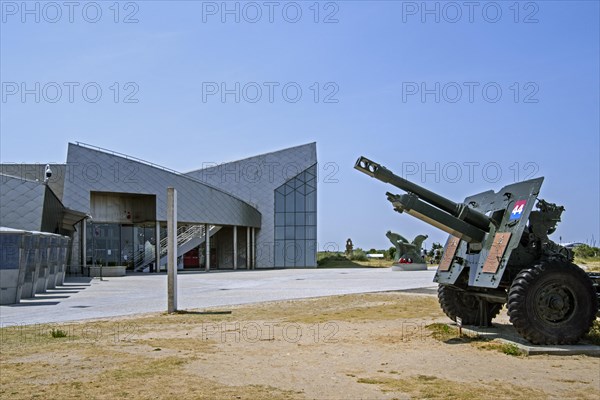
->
0, 172, 42, 184
1, 172, 87, 231
68, 142, 262, 213
185, 142, 317, 174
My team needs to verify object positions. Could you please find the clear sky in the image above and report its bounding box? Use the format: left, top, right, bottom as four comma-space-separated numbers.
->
1, 1, 599, 251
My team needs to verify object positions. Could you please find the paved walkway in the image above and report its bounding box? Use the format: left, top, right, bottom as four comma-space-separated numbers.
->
0, 268, 437, 326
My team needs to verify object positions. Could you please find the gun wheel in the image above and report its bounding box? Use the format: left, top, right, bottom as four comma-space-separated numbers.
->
508, 260, 598, 345
438, 285, 503, 326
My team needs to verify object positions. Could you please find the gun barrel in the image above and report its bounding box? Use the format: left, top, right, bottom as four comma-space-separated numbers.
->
355, 156, 460, 213
355, 156, 491, 234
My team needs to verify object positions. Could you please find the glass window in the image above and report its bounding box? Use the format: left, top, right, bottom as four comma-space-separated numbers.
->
273, 163, 318, 267
274, 240, 284, 266
306, 191, 316, 212
285, 193, 295, 211
285, 213, 295, 225
296, 184, 306, 195
296, 241, 306, 266
285, 226, 294, 240
295, 191, 305, 212
275, 192, 285, 210
275, 227, 284, 240
306, 240, 317, 266
275, 213, 285, 226
285, 241, 298, 266
306, 212, 316, 226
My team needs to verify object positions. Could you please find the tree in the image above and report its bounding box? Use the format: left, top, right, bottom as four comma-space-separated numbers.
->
388, 246, 396, 260
428, 242, 442, 257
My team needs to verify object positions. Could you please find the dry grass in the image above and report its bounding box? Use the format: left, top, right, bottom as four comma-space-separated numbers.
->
1, 351, 300, 400
576, 258, 600, 272
356, 374, 547, 399
426, 323, 526, 356
1, 291, 598, 400
238, 292, 443, 324
0, 291, 443, 399
352, 259, 393, 268
131, 291, 442, 325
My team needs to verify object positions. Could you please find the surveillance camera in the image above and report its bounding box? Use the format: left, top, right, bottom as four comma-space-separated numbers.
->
45, 164, 52, 178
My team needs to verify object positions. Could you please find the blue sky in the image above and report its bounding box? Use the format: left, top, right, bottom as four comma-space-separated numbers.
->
1, 1, 599, 250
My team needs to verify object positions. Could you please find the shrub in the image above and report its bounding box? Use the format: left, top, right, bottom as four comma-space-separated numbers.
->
51, 329, 68, 338
574, 245, 600, 259
350, 249, 368, 261
316, 252, 348, 266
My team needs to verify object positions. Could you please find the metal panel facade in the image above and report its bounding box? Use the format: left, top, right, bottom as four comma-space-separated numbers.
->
0, 174, 45, 231
62, 144, 261, 228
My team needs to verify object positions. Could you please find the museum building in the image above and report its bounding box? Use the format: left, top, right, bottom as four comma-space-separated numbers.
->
0, 142, 318, 276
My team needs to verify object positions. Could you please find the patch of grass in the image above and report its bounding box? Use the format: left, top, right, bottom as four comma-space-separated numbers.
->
500, 343, 523, 356
426, 324, 525, 356
584, 319, 600, 345
357, 377, 380, 385
472, 340, 525, 357
426, 323, 457, 341
316, 252, 392, 268
50, 329, 68, 338
355, 374, 547, 400
353, 260, 393, 268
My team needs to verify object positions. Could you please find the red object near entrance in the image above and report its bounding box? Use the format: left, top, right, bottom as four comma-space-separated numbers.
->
184, 248, 200, 268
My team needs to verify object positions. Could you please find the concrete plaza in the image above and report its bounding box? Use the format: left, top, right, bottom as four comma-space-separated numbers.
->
0, 268, 437, 326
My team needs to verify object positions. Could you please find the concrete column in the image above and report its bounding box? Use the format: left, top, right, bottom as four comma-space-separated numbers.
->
167, 188, 177, 313
205, 223, 210, 272
155, 222, 161, 273
233, 226, 238, 270
246, 226, 251, 270
251, 227, 256, 270
82, 218, 87, 273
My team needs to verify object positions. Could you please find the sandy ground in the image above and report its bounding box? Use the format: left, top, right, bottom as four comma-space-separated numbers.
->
1, 291, 599, 399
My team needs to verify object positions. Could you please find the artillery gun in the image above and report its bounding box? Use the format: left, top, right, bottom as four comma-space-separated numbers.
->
355, 156, 599, 345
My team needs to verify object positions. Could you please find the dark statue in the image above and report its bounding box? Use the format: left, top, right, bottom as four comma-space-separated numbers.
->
386, 231, 428, 264
345, 238, 353, 256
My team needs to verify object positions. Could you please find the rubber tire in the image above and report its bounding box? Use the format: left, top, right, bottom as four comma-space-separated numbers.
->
438, 284, 503, 326
507, 260, 598, 345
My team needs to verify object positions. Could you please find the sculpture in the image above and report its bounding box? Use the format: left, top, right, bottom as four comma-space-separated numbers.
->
345, 238, 353, 256
386, 231, 428, 264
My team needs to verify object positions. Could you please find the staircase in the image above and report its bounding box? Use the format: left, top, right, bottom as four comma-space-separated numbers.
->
134, 225, 221, 272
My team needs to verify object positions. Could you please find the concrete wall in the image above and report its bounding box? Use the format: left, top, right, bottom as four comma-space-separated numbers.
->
90, 192, 156, 224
